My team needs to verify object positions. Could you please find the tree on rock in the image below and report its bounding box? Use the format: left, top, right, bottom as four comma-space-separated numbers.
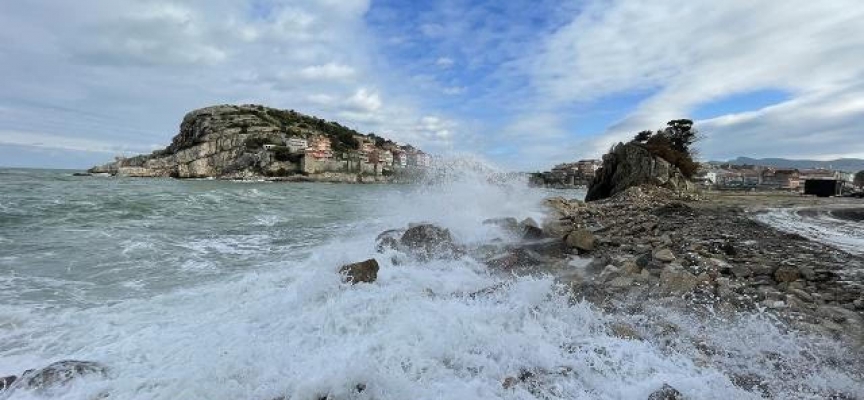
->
629, 119, 699, 178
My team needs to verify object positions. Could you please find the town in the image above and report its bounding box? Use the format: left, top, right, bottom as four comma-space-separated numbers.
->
532, 158, 861, 196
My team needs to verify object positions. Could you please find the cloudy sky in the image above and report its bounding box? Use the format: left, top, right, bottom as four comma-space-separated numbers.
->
1, 0, 863, 170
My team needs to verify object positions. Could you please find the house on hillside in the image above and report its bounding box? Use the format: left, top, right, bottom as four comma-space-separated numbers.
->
305, 135, 333, 159
286, 137, 308, 153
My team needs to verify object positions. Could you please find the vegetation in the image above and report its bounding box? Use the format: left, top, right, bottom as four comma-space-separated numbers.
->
630, 119, 699, 178
854, 170, 864, 188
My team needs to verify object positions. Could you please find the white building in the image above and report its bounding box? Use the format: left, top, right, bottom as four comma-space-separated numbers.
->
286, 137, 308, 153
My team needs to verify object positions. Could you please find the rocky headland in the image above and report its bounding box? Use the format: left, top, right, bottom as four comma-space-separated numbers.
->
88, 104, 428, 183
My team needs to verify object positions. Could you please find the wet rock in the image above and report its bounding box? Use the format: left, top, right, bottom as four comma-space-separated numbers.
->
774, 265, 800, 283
647, 383, 684, 400
16, 360, 108, 391
339, 259, 379, 284
1, 375, 16, 391
375, 229, 403, 253
659, 267, 698, 296
541, 217, 574, 239
730, 264, 752, 278
609, 322, 641, 340
729, 373, 770, 396
400, 224, 458, 261
586, 142, 693, 202
653, 248, 676, 263
566, 229, 596, 252
621, 261, 642, 275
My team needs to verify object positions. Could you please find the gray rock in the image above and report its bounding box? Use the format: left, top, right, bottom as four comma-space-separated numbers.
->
647, 383, 684, 400
730, 263, 752, 278
566, 229, 596, 252
375, 229, 403, 253
659, 267, 698, 296
15, 360, 108, 391
1, 375, 16, 391
482, 217, 519, 232
653, 248, 676, 263
339, 259, 379, 284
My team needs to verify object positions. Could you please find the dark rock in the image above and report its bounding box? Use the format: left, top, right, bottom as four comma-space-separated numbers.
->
1, 375, 16, 391
586, 142, 692, 202
339, 259, 379, 284
16, 360, 108, 391
647, 383, 684, 400
399, 224, 458, 261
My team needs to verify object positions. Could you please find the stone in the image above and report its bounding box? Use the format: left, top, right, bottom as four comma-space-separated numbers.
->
608, 276, 635, 288
659, 267, 698, 296
609, 322, 641, 340
566, 229, 596, 252
1, 375, 16, 391
774, 265, 800, 283
653, 248, 676, 263
789, 288, 814, 303
15, 360, 108, 391
521, 225, 546, 240
375, 229, 403, 253
400, 224, 457, 261
647, 383, 684, 400
730, 263, 752, 278
621, 261, 642, 275
339, 259, 379, 284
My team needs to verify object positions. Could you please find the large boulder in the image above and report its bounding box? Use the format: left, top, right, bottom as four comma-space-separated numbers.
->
399, 224, 460, 261
339, 259, 379, 284
586, 142, 692, 201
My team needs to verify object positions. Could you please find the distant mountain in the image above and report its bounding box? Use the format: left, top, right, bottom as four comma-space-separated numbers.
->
713, 157, 864, 172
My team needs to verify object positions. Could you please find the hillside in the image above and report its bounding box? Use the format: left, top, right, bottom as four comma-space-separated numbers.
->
89, 104, 422, 181
717, 157, 864, 172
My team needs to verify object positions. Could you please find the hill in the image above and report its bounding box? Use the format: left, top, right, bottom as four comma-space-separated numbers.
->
89, 104, 423, 181
715, 157, 864, 172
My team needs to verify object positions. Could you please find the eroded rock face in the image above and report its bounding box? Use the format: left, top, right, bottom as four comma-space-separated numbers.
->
586, 142, 692, 202
647, 383, 684, 400
339, 259, 379, 284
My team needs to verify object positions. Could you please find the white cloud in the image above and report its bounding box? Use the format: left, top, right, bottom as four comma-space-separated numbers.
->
299, 63, 356, 80
525, 0, 864, 162
435, 57, 455, 68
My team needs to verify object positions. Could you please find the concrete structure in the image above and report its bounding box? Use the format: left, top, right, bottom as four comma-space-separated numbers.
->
286, 137, 308, 153
392, 150, 408, 167
761, 168, 800, 189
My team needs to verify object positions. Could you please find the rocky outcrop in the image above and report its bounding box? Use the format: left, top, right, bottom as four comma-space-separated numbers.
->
586, 142, 693, 201
1, 360, 108, 394
89, 104, 415, 181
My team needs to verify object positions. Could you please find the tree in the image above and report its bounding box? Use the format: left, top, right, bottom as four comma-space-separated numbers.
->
854, 170, 864, 188
633, 130, 653, 143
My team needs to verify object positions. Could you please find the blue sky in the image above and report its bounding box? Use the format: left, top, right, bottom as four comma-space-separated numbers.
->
1, 0, 863, 170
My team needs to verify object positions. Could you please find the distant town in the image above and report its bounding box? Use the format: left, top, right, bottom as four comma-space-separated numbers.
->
532, 158, 860, 195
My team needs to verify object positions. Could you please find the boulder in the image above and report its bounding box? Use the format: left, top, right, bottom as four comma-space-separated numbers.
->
653, 248, 676, 263
586, 142, 692, 202
774, 265, 800, 283
566, 229, 596, 252
339, 259, 379, 284
375, 229, 403, 253
13, 360, 108, 391
399, 224, 458, 261
659, 267, 698, 296
482, 217, 519, 232
647, 383, 684, 400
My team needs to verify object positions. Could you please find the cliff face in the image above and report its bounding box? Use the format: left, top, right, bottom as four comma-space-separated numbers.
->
585, 142, 693, 201
89, 105, 400, 180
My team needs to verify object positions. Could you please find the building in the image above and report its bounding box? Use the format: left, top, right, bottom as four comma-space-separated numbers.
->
760, 168, 800, 189
392, 150, 408, 167
575, 159, 601, 176
286, 137, 308, 153
305, 135, 333, 159
369, 149, 393, 165
799, 168, 838, 181
414, 151, 432, 167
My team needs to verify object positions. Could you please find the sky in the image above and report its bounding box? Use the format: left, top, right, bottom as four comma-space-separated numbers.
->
1, 1, 863, 171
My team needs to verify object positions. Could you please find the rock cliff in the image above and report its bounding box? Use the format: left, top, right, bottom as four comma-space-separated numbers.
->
89, 104, 413, 181
585, 142, 693, 201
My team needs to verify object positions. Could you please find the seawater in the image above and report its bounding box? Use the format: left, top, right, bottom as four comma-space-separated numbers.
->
0, 167, 861, 399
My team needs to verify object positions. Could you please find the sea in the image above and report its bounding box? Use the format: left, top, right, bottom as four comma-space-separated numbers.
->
0, 166, 861, 399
